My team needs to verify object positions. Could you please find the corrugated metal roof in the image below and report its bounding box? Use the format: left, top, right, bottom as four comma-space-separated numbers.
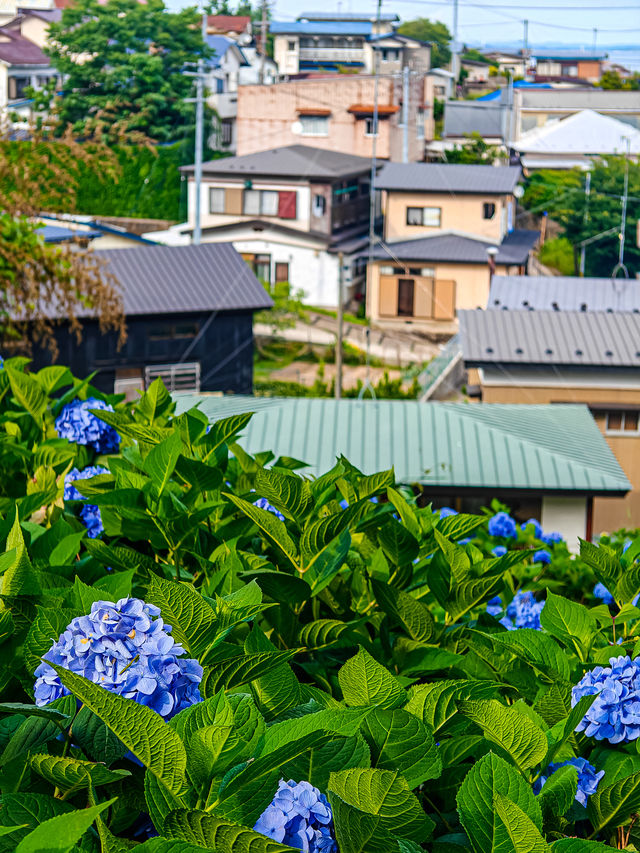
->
376, 162, 521, 194
171, 395, 630, 494
372, 230, 538, 265
95, 243, 273, 316
269, 20, 374, 35
489, 275, 640, 312
531, 48, 607, 60
183, 145, 372, 180
443, 101, 506, 138
459, 309, 640, 367
513, 110, 640, 155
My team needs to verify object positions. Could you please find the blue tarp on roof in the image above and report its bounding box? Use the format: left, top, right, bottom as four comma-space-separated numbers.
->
37, 225, 101, 243
478, 81, 553, 101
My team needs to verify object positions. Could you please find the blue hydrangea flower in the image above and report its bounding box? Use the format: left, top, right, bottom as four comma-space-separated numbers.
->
439, 507, 458, 518
594, 582, 615, 605
253, 497, 285, 522
572, 656, 640, 743
55, 398, 120, 453
64, 466, 109, 539
458, 537, 472, 545
487, 590, 545, 631
34, 598, 202, 720
541, 531, 564, 545
521, 518, 543, 539
535, 757, 604, 807
492, 545, 508, 557
533, 549, 552, 564
488, 512, 517, 539
254, 780, 337, 852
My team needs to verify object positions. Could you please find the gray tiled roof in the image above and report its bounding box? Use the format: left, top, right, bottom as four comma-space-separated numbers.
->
94, 243, 273, 316
376, 162, 521, 194
182, 145, 373, 180
443, 101, 506, 140
372, 230, 538, 265
489, 275, 640, 313
459, 309, 640, 367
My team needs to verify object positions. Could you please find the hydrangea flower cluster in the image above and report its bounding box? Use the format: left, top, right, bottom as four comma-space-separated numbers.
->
535, 757, 604, 807
34, 598, 202, 719
439, 507, 458, 518
541, 531, 564, 545
253, 497, 286, 521
491, 545, 507, 557
593, 584, 639, 607
521, 518, 543, 539
488, 511, 517, 539
572, 656, 640, 743
64, 466, 109, 539
487, 590, 545, 631
253, 779, 336, 851
55, 398, 120, 453
533, 549, 552, 565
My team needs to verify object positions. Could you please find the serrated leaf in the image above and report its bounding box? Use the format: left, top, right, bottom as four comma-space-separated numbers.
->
372, 579, 435, 643
5, 366, 47, 423
298, 619, 361, 649
488, 629, 570, 682
459, 700, 548, 772
405, 680, 500, 734
587, 769, 640, 833
284, 732, 371, 791
244, 627, 301, 721
377, 521, 419, 567
1, 510, 41, 597
456, 752, 543, 853
0, 695, 76, 767
537, 764, 578, 820
551, 841, 612, 852
200, 650, 300, 696
24, 607, 76, 677
145, 574, 217, 657
328, 790, 396, 853
225, 493, 299, 570
48, 663, 188, 796
30, 753, 130, 791
386, 488, 420, 539
71, 705, 129, 765
14, 799, 115, 853
579, 539, 620, 593
544, 694, 598, 767
163, 809, 297, 852
0, 794, 74, 852
361, 707, 442, 788
65, 576, 108, 613
437, 513, 486, 541
261, 707, 370, 754
492, 794, 548, 853
143, 431, 183, 494
254, 468, 312, 521
539, 592, 597, 655
338, 647, 407, 710
136, 839, 209, 853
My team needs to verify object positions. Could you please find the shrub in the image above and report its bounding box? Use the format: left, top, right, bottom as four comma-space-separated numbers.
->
0, 358, 638, 850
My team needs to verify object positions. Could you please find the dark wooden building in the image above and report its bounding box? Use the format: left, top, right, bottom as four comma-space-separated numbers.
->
31, 242, 273, 396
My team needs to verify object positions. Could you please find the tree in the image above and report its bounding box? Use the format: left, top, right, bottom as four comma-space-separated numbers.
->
0, 129, 125, 356
397, 18, 451, 69
462, 48, 490, 64
523, 160, 640, 277
599, 70, 640, 90
444, 133, 502, 164
46, 0, 207, 142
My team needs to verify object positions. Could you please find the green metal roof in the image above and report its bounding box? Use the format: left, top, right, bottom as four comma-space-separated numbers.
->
172, 396, 631, 495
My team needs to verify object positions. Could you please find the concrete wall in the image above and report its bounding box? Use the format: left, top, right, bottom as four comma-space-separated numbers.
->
384, 190, 512, 243
541, 496, 587, 552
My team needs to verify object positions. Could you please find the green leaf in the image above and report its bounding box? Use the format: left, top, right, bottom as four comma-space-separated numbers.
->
543, 694, 598, 768
200, 650, 300, 696
305, 528, 351, 596
377, 521, 419, 567
539, 592, 597, 655
579, 539, 620, 593
47, 662, 188, 796
162, 809, 297, 851
136, 839, 210, 853
587, 769, 640, 833
0, 794, 74, 852
299, 619, 362, 649
174, 456, 223, 493
1, 510, 41, 597
456, 752, 543, 853
0, 703, 69, 723
65, 576, 107, 613
244, 627, 301, 721
49, 532, 86, 567
551, 841, 613, 852
386, 488, 420, 539
437, 513, 486, 541
0, 695, 76, 767
254, 468, 312, 521
143, 431, 183, 493
71, 706, 129, 765
492, 794, 549, 853
444, 574, 505, 622
371, 579, 435, 642
328, 767, 433, 843
488, 629, 570, 682
30, 753, 130, 791
284, 733, 371, 791
5, 365, 47, 423
329, 791, 396, 853
405, 679, 500, 735
23, 607, 79, 677
136, 378, 173, 423
338, 647, 407, 710
145, 573, 217, 657
14, 799, 115, 853
360, 707, 442, 788
225, 493, 299, 570
537, 764, 578, 820
459, 700, 548, 772
260, 707, 371, 754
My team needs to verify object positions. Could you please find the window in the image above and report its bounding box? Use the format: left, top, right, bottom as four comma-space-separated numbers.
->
243, 189, 279, 216
605, 410, 640, 435
365, 117, 378, 137
254, 254, 271, 284
381, 48, 399, 61
149, 323, 199, 341
312, 194, 326, 216
8, 76, 30, 100
416, 108, 425, 140
483, 202, 496, 220
275, 262, 290, 283
216, 77, 224, 94
332, 181, 358, 204
300, 115, 329, 136
287, 40, 296, 51
209, 188, 226, 214
221, 120, 233, 145
406, 207, 441, 227
397, 279, 415, 317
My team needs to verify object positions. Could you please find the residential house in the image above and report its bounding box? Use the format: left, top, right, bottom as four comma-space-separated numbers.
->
0, 23, 60, 119
37, 214, 161, 249
29, 243, 272, 396
271, 11, 399, 75
484, 50, 528, 79
366, 163, 537, 328
235, 75, 429, 161
0, 0, 55, 26
512, 109, 640, 170
154, 145, 375, 306
206, 14, 252, 39
4, 7, 60, 49
172, 394, 631, 546
459, 308, 640, 532
426, 67, 454, 101
531, 48, 607, 84
460, 57, 491, 87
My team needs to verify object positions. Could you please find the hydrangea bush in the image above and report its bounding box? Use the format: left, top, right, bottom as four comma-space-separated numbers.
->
0, 359, 638, 850
56, 397, 120, 453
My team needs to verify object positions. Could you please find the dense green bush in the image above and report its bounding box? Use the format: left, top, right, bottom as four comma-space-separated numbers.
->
0, 358, 639, 851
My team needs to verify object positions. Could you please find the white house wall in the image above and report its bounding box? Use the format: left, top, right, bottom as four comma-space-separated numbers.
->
540, 496, 587, 552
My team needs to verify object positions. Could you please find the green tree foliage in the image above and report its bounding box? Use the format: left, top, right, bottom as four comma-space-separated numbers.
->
523, 160, 640, 277
397, 18, 451, 68
445, 132, 502, 164
461, 48, 491, 64
46, 0, 207, 142
599, 70, 640, 90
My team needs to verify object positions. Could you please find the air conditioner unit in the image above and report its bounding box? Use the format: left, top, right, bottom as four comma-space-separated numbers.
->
144, 362, 201, 393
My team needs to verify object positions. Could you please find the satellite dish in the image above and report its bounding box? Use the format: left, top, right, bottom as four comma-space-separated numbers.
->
513, 185, 524, 198
291, 121, 303, 135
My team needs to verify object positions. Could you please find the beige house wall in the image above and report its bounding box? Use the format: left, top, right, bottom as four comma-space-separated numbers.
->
383, 190, 511, 243
236, 76, 427, 160
16, 15, 50, 48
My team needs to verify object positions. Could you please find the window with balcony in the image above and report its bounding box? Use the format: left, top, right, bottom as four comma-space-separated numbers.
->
209, 188, 226, 214
300, 115, 329, 136
406, 206, 441, 227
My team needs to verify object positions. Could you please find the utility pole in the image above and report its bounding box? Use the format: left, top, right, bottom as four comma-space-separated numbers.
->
579, 171, 591, 276
592, 28, 598, 53
367, 0, 382, 277
401, 64, 409, 163
618, 136, 630, 270
335, 252, 344, 400
193, 0, 207, 245
259, 0, 268, 84
451, 0, 459, 88
523, 19, 528, 59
